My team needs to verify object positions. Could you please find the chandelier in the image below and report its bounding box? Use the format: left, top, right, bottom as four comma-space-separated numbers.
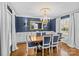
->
40, 8, 50, 24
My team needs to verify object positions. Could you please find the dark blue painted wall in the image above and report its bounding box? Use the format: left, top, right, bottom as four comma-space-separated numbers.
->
15, 17, 41, 32
15, 16, 56, 32
15, 17, 28, 32
50, 19, 56, 32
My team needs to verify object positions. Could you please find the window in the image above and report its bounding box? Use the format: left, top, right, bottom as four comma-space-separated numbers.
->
60, 15, 70, 42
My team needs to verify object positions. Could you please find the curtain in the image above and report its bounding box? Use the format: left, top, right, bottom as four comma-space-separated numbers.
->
74, 12, 79, 49
68, 13, 75, 47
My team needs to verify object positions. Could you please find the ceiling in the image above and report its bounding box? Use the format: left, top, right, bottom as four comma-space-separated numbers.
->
10, 2, 79, 18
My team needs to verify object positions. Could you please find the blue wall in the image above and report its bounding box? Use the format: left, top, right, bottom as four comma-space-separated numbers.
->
15, 17, 28, 32
49, 19, 56, 32
15, 16, 56, 32
15, 17, 41, 32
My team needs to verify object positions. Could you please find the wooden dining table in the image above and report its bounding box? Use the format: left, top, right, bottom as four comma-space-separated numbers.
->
31, 35, 43, 42
27, 31, 57, 55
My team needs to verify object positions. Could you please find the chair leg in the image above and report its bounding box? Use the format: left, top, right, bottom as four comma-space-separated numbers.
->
35, 48, 37, 56
51, 47, 53, 55
42, 48, 44, 56
57, 45, 59, 55
26, 48, 28, 56
34, 48, 36, 56
26, 44, 28, 56
52, 47, 53, 55
49, 47, 50, 56
50, 46, 53, 55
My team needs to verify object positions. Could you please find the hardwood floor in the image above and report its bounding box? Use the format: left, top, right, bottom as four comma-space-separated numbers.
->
11, 42, 79, 56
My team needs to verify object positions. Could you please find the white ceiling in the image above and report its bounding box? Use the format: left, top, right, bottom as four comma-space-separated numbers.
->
11, 2, 79, 18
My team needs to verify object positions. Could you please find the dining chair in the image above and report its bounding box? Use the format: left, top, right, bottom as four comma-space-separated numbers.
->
36, 32, 41, 36
57, 33, 63, 53
42, 32, 46, 36
50, 34, 59, 55
42, 35, 51, 56
57, 33, 63, 41
26, 32, 37, 56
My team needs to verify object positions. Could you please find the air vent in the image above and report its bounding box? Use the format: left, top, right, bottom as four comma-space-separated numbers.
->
61, 15, 70, 19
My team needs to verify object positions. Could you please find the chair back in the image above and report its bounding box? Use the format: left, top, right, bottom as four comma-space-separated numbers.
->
53, 35, 59, 43
28, 42, 36, 47
43, 35, 51, 45
57, 33, 62, 39
36, 32, 41, 36
42, 32, 46, 36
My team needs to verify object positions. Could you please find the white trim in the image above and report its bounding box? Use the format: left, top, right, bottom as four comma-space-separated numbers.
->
62, 41, 74, 48
1, 2, 8, 56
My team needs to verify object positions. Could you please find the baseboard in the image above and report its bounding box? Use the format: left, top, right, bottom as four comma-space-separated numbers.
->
62, 41, 74, 48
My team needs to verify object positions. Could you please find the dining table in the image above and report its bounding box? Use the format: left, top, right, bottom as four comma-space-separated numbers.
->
27, 31, 57, 55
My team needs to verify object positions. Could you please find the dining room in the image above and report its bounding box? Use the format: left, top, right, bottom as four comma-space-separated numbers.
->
14, 16, 60, 56
10, 2, 79, 56
1, 2, 79, 56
